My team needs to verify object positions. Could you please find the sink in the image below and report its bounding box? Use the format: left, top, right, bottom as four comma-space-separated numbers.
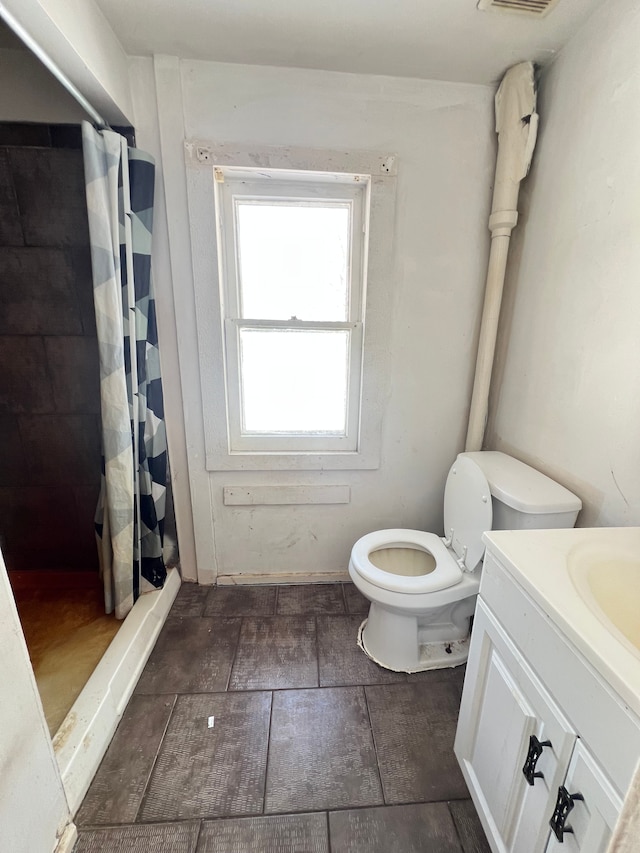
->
484, 526, 640, 719
569, 547, 640, 658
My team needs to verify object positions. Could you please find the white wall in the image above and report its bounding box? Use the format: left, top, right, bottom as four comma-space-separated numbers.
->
0, 0, 133, 123
0, 47, 87, 122
486, 0, 640, 528
131, 57, 495, 582
0, 551, 71, 851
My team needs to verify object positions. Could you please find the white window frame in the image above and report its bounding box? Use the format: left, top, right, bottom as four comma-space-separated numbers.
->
184, 142, 397, 471
215, 167, 369, 454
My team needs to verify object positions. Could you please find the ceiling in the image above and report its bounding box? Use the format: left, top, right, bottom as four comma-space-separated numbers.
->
94, 0, 602, 85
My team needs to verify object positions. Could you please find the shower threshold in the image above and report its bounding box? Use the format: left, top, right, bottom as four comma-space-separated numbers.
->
53, 568, 180, 814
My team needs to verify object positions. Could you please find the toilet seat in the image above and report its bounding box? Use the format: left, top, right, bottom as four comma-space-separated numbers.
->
350, 529, 463, 595
443, 455, 493, 572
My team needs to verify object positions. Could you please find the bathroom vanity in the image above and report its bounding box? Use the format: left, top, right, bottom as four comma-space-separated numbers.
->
455, 527, 640, 853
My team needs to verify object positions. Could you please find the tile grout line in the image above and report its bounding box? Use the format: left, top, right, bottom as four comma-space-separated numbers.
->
261, 690, 275, 816
362, 684, 388, 806
197, 586, 208, 618
242, 795, 468, 820
136, 672, 436, 699
77, 817, 176, 829
132, 692, 179, 824
325, 809, 333, 853
84, 795, 471, 831
192, 818, 204, 853
314, 614, 321, 688
225, 612, 244, 691
447, 800, 468, 853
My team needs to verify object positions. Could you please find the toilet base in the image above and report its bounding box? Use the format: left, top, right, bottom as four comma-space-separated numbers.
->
358, 618, 470, 672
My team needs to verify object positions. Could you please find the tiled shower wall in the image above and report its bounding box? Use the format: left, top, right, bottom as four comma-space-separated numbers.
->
0, 124, 101, 571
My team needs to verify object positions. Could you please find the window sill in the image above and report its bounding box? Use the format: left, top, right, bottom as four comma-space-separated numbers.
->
205, 448, 380, 472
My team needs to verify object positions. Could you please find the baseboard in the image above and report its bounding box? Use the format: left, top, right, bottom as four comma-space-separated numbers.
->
216, 571, 351, 586
53, 822, 77, 853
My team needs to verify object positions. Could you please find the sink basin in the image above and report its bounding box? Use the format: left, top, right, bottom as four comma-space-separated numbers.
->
484, 526, 640, 719
569, 548, 640, 658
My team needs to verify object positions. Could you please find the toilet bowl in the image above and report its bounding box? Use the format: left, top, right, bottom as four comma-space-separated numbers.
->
349, 451, 582, 673
350, 529, 481, 671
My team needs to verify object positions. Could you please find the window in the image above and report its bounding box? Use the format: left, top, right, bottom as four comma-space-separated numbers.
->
214, 167, 370, 454
185, 143, 396, 471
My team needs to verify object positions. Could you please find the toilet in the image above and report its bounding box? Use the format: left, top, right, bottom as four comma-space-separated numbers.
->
349, 451, 582, 673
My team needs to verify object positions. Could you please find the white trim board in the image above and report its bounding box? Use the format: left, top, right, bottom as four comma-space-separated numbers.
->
217, 571, 351, 586
185, 140, 396, 472
53, 823, 78, 853
153, 54, 218, 585
223, 485, 350, 505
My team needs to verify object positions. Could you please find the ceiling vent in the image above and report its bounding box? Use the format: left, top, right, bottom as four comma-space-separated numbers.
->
477, 0, 562, 16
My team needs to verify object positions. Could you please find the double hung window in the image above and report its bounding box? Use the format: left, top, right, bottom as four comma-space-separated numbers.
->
215, 167, 370, 454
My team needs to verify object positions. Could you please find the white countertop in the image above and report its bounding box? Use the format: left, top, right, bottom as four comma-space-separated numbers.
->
482, 526, 640, 719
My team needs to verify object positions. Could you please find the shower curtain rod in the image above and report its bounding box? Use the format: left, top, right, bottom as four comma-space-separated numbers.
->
0, 5, 109, 129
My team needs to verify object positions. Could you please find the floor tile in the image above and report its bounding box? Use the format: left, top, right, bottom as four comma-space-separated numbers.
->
449, 800, 492, 853
317, 615, 406, 687
229, 617, 317, 690
329, 802, 463, 853
342, 583, 370, 614
365, 682, 468, 803
135, 617, 241, 694
74, 821, 200, 853
405, 664, 466, 695
265, 686, 383, 813
197, 813, 329, 852
277, 583, 345, 614
140, 692, 271, 821
203, 585, 277, 617
76, 695, 176, 826
166, 583, 210, 620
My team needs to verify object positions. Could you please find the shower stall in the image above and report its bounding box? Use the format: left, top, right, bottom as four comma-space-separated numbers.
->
0, 119, 180, 813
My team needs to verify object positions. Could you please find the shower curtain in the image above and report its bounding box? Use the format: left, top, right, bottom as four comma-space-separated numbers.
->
82, 122, 167, 619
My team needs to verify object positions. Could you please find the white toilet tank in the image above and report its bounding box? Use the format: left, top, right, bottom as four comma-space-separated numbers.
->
461, 451, 582, 531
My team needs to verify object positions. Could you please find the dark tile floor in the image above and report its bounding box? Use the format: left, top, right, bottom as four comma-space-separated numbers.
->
74, 583, 490, 853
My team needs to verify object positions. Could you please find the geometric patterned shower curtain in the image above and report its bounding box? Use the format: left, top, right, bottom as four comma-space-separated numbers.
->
82, 122, 167, 619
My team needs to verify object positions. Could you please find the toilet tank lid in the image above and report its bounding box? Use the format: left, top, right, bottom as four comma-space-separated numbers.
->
459, 452, 582, 515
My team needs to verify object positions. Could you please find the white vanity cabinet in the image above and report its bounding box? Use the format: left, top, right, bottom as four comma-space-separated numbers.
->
455, 541, 640, 853
456, 599, 577, 853
543, 741, 622, 853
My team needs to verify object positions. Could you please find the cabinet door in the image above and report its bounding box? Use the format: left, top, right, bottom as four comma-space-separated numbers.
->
545, 740, 622, 853
455, 600, 576, 853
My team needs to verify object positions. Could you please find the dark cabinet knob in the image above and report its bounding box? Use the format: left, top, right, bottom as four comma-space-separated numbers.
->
522, 734, 552, 786
549, 785, 584, 842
